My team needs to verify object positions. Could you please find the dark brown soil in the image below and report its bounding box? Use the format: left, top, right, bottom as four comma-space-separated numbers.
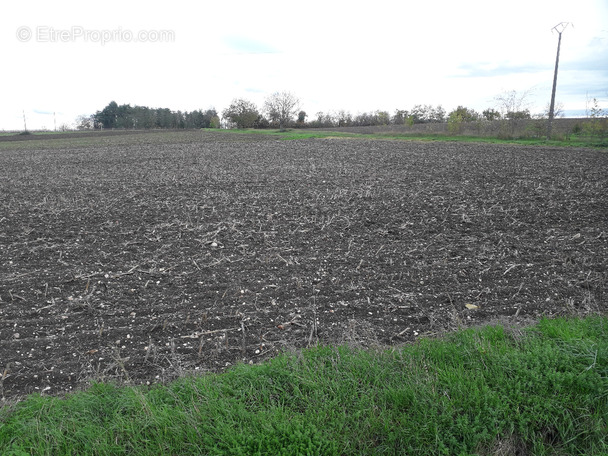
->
1, 132, 606, 401
0, 129, 173, 142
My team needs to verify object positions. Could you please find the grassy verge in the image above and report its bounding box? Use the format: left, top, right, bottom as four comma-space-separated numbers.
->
206, 128, 357, 141
218, 128, 607, 148
1, 316, 606, 455
1, 128, 604, 150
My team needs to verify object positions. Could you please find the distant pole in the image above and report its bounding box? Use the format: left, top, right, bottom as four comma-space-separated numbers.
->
54, 112, 57, 131
23, 110, 27, 132
547, 22, 570, 140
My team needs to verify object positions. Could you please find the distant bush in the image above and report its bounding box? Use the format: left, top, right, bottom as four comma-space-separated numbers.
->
582, 98, 608, 140
223, 98, 260, 129
524, 118, 546, 139
447, 112, 464, 135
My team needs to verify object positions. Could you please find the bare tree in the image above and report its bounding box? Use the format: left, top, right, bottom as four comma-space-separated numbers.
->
494, 89, 533, 135
264, 91, 300, 131
75, 114, 94, 130
494, 89, 532, 117
542, 101, 564, 119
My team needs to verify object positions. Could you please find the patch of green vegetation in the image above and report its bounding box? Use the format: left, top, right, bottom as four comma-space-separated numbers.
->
373, 132, 607, 148
1, 128, 605, 151
1, 316, 606, 455
206, 128, 355, 140
217, 128, 608, 148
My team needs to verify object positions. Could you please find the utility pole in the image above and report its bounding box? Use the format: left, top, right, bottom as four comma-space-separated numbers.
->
23, 110, 27, 132
547, 22, 571, 140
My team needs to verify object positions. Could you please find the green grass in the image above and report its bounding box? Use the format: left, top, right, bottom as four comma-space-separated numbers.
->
210, 128, 357, 140
1, 128, 605, 150
1, 316, 606, 455
222, 128, 608, 148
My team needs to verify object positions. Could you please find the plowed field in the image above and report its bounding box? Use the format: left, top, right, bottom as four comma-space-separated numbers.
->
1, 131, 606, 400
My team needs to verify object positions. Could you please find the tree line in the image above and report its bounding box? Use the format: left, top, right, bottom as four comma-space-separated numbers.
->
220, 95, 529, 130
77, 90, 538, 131
77, 101, 220, 130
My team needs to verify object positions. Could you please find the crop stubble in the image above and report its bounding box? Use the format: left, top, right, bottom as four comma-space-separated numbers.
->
0, 132, 606, 399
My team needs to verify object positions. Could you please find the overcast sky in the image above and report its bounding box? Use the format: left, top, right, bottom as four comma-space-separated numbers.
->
2, 0, 607, 130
